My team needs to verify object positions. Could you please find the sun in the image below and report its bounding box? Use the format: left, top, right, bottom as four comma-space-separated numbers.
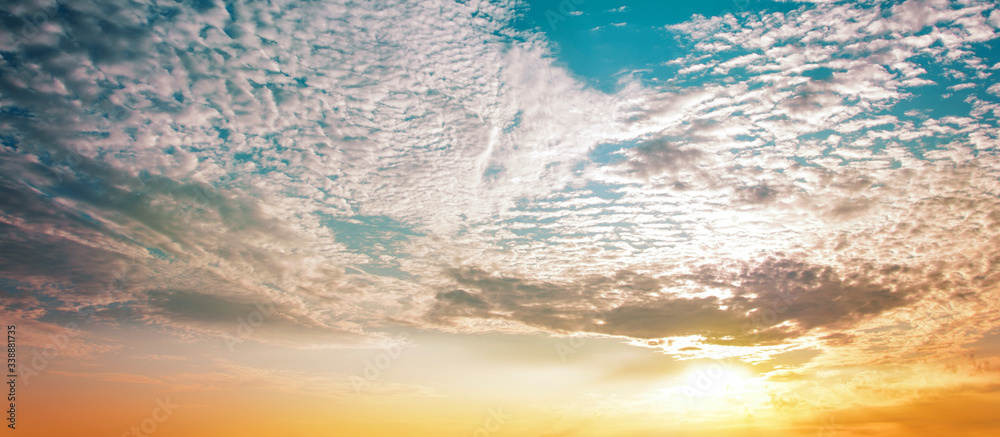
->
676, 363, 760, 403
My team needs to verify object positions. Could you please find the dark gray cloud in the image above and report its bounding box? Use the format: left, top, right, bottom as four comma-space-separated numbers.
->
622, 136, 704, 180
734, 184, 779, 204
427, 289, 492, 324
424, 256, 993, 346
0, 143, 351, 345
141, 288, 369, 346
0, 162, 132, 297
146, 289, 264, 323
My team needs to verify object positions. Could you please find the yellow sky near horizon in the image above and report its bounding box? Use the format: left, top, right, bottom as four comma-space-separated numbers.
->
8, 318, 1000, 437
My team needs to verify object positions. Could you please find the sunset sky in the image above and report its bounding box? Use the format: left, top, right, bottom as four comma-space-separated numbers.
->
2, 0, 1000, 436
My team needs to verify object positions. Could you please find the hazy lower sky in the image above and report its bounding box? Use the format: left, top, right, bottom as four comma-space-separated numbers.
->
2, 0, 1000, 436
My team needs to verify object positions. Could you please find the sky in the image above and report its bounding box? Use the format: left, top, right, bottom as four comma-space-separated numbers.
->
2, 0, 1000, 435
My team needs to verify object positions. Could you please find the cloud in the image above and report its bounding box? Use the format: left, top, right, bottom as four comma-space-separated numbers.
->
619, 136, 705, 181
424, 256, 965, 349
0, 0, 998, 383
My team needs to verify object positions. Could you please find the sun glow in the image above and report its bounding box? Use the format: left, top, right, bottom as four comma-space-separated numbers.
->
658, 362, 774, 418
681, 364, 757, 399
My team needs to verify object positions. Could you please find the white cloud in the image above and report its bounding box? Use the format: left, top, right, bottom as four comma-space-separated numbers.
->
1, 0, 999, 369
